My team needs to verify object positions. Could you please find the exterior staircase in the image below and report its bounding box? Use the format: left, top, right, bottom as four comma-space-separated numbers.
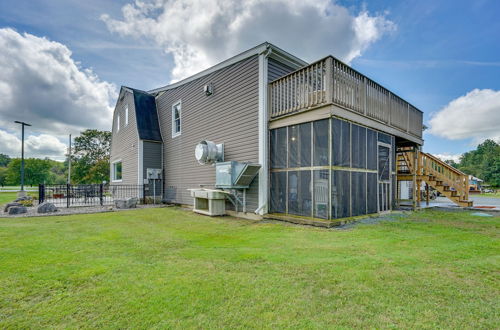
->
396, 147, 473, 207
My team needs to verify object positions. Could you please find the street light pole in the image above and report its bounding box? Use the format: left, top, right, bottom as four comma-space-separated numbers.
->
68, 134, 71, 184
14, 121, 32, 194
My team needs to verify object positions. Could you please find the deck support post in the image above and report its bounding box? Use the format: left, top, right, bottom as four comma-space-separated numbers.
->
426, 183, 430, 206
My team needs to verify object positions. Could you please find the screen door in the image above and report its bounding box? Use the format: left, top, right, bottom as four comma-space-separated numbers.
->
377, 143, 392, 212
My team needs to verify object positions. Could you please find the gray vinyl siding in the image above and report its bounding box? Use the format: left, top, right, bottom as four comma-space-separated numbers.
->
157, 56, 260, 211
110, 90, 139, 185
143, 141, 162, 179
268, 58, 298, 82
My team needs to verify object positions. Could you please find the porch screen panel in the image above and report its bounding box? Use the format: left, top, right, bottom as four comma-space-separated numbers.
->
270, 171, 286, 213
378, 131, 391, 144
351, 124, 366, 169
288, 171, 312, 217
391, 136, 396, 172
331, 170, 350, 218
351, 172, 367, 216
288, 123, 311, 168
367, 173, 378, 214
313, 119, 329, 166
313, 170, 329, 219
378, 145, 390, 181
367, 128, 377, 170
332, 119, 351, 167
270, 127, 287, 169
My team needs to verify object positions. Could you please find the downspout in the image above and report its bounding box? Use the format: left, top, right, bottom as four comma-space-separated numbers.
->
255, 44, 272, 215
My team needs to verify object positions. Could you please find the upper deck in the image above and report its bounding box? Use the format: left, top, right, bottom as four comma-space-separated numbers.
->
269, 56, 423, 143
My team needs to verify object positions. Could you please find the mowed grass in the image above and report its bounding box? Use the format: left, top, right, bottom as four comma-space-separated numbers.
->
0, 208, 498, 328
481, 192, 500, 198
0, 192, 18, 206
0, 192, 38, 207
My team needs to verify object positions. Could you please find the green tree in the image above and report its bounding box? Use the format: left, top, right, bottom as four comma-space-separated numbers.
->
0, 167, 7, 187
6, 158, 52, 186
457, 139, 500, 187
71, 129, 111, 183
0, 153, 10, 167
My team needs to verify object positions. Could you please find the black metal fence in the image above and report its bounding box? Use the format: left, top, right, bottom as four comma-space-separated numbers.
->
38, 180, 163, 208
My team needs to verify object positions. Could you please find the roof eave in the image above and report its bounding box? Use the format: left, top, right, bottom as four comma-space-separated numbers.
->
148, 42, 308, 95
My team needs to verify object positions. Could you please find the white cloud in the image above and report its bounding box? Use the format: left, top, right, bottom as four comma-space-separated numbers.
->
0, 129, 67, 160
433, 153, 462, 163
101, 0, 396, 82
0, 28, 117, 136
428, 89, 500, 143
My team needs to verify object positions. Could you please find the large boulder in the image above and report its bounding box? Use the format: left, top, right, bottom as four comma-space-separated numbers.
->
14, 195, 33, 202
4, 202, 22, 213
8, 206, 27, 215
37, 202, 58, 214
114, 197, 138, 209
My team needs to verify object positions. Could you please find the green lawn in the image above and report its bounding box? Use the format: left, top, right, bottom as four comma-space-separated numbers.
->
0, 192, 38, 207
0, 208, 498, 328
481, 192, 500, 198
0, 192, 17, 206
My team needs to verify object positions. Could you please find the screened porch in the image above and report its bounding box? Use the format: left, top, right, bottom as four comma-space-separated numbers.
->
269, 117, 396, 221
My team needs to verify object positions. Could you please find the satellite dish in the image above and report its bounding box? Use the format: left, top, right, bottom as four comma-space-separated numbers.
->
195, 140, 224, 165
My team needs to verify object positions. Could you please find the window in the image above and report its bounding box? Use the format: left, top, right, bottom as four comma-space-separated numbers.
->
172, 101, 181, 137
112, 161, 122, 181
116, 115, 120, 132
124, 105, 129, 126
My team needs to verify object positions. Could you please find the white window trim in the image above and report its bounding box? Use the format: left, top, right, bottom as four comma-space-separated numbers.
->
171, 100, 182, 138
124, 104, 129, 126
112, 159, 123, 182
117, 114, 120, 132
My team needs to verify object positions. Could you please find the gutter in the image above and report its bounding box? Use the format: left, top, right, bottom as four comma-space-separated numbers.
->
255, 45, 272, 215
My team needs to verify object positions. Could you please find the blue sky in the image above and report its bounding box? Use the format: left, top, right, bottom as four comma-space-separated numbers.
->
0, 0, 498, 160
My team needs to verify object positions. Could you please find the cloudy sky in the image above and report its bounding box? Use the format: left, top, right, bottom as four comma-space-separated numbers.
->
0, 0, 499, 162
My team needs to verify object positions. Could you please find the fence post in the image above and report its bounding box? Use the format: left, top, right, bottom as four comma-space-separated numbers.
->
38, 184, 44, 203
143, 184, 147, 204
66, 183, 70, 208
100, 183, 103, 206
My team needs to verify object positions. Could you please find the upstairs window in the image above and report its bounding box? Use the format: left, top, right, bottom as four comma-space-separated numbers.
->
117, 114, 120, 132
172, 101, 182, 138
124, 104, 129, 126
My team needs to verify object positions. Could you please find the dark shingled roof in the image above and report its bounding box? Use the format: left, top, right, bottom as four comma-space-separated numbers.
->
124, 87, 162, 142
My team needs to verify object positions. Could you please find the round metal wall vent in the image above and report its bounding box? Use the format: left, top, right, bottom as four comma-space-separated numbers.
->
195, 140, 224, 165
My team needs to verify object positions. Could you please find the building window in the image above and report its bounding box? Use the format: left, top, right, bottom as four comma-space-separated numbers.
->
112, 161, 122, 181
172, 101, 181, 137
117, 114, 120, 132
124, 105, 129, 126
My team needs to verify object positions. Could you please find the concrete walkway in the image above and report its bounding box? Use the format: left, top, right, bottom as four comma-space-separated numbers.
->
420, 196, 500, 211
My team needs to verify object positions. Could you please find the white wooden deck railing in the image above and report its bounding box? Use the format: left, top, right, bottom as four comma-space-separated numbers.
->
269, 56, 423, 138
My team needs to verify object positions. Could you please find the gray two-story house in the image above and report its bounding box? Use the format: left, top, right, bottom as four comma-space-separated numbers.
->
110, 42, 472, 226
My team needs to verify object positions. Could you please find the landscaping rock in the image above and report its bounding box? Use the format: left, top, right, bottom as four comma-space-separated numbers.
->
14, 196, 32, 202
37, 202, 58, 214
114, 197, 138, 209
8, 206, 27, 215
4, 202, 22, 213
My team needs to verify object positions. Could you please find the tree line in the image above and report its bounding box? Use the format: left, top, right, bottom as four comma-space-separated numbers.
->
0, 129, 111, 187
446, 139, 500, 187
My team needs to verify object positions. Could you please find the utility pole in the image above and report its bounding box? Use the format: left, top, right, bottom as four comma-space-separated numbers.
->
67, 134, 72, 184
14, 121, 32, 196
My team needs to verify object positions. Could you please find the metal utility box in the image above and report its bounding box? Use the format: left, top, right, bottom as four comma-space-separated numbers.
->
146, 168, 162, 180
215, 161, 261, 189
